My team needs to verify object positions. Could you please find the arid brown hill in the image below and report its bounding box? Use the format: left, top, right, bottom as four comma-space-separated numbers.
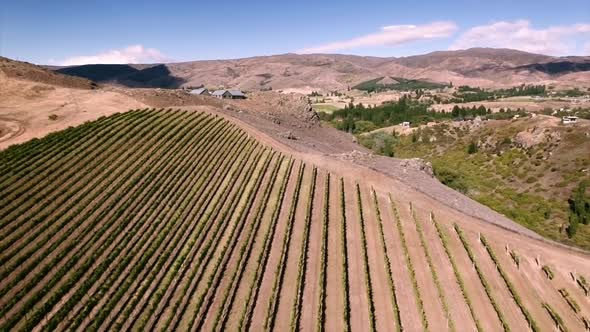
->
0, 57, 96, 90
50, 48, 590, 90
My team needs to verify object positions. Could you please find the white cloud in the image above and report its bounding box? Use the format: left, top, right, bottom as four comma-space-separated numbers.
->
450, 20, 590, 55
298, 21, 457, 54
59, 44, 171, 66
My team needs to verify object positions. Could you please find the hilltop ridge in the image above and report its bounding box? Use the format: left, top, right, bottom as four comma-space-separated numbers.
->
47, 48, 590, 90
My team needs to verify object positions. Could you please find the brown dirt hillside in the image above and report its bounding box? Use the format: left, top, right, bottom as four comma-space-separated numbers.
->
394, 48, 554, 72
50, 48, 590, 91
0, 57, 96, 89
0, 72, 145, 150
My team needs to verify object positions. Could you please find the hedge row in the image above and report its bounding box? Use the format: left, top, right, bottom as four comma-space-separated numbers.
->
316, 173, 330, 332
371, 189, 402, 332
430, 213, 483, 332
453, 224, 510, 332
389, 195, 428, 332
290, 167, 318, 332
480, 235, 539, 332
339, 178, 351, 332
541, 265, 554, 280
410, 204, 455, 332
355, 184, 376, 332
543, 302, 568, 332
263, 162, 306, 331
236, 158, 295, 331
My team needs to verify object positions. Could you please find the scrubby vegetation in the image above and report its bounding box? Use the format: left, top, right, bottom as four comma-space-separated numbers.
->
319, 96, 527, 134
558, 288, 580, 314
542, 265, 555, 280
353, 77, 447, 92
319, 96, 444, 133
556, 88, 587, 97
509, 250, 520, 269
542, 107, 590, 120
355, 115, 590, 250
566, 181, 590, 237
543, 302, 569, 332
449, 85, 547, 103
577, 275, 589, 296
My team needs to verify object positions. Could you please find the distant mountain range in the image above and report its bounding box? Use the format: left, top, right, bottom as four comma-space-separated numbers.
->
37, 48, 590, 90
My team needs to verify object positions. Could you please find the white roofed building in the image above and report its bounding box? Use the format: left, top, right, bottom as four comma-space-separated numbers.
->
190, 88, 210, 95
212, 89, 246, 99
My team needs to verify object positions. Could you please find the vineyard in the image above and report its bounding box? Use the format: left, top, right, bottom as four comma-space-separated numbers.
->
1, 108, 589, 331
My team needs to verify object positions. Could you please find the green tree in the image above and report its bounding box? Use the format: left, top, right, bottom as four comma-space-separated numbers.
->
434, 167, 468, 193
382, 142, 394, 157
567, 182, 590, 237
353, 120, 377, 133
467, 142, 478, 154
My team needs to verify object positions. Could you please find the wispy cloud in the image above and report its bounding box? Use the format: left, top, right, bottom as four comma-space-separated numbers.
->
450, 20, 590, 55
58, 44, 171, 66
298, 21, 457, 54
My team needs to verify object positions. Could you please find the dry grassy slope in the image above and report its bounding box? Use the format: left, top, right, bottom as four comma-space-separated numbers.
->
164, 49, 590, 90
0, 57, 96, 90
49, 48, 590, 91
394, 48, 554, 71
165, 53, 382, 91
0, 66, 147, 150
383, 115, 590, 249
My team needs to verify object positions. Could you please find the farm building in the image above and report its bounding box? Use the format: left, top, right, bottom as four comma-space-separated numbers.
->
190, 88, 210, 95
212, 89, 247, 99
401, 121, 411, 128
562, 116, 579, 124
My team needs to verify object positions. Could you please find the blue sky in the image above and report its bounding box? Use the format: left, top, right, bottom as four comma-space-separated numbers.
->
1, 0, 589, 65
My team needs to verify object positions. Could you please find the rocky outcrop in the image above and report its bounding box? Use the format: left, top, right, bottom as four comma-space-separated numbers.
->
400, 158, 435, 178
514, 126, 561, 149
279, 131, 298, 140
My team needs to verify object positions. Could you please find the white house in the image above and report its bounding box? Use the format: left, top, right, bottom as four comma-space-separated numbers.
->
562, 116, 579, 124
227, 90, 246, 99
401, 121, 411, 128
190, 88, 210, 95
211, 89, 246, 99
